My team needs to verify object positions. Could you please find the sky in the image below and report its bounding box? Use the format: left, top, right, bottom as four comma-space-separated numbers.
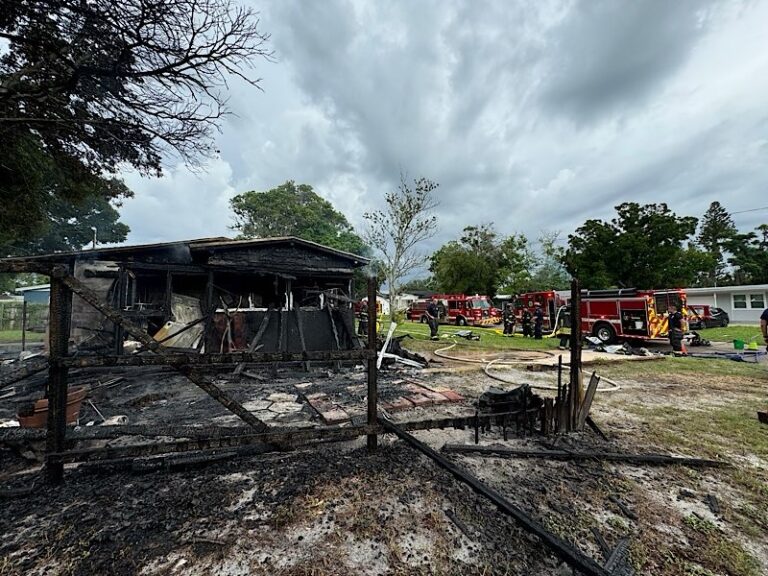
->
120, 0, 768, 258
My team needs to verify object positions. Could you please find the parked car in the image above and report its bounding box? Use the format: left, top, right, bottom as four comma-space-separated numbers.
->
688, 304, 729, 329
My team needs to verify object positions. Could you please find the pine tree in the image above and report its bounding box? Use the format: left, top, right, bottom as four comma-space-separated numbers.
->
696, 202, 737, 286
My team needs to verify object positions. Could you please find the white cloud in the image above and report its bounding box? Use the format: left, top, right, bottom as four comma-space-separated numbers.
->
116, 0, 768, 254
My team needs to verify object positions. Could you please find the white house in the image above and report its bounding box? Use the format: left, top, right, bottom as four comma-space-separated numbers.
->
685, 284, 768, 325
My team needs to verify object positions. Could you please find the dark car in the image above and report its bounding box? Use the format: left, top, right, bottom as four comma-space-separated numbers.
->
688, 305, 729, 329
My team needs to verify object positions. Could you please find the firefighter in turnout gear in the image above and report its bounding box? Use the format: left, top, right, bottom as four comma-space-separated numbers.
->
521, 308, 533, 338
667, 304, 685, 354
426, 298, 440, 341
502, 303, 516, 336
533, 302, 544, 340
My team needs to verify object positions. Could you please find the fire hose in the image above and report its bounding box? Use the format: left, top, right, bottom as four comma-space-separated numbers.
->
433, 341, 621, 393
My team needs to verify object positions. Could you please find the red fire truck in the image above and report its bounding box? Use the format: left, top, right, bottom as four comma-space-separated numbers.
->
407, 294, 502, 326
514, 288, 689, 343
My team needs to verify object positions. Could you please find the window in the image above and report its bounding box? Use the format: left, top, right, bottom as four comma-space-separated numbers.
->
733, 295, 747, 309
751, 294, 765, 309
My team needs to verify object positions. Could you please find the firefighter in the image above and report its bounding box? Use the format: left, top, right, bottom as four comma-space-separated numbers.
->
426, 297, 440, 341
521, 308, 533, 338
667, 304, 685, 354
502, 303, 516, 336
556, 305, 571, 349
533, 302, 544, 340
357, 308, 368, 336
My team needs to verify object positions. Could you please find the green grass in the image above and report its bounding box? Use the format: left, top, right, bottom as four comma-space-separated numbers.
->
383, 319, 561, 351
0, 330, 44, 343
598, 355, 768, 379
696, 325, 765, 344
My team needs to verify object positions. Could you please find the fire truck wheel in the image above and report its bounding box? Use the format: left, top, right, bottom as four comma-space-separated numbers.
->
420, 315, 427, 324
593, 322, 616, 344
456, 316, 467, 326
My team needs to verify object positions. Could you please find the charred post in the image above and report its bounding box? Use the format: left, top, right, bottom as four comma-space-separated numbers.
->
45, 271, 73, 484
367, 276, 378, 451
568, 278, 582, 431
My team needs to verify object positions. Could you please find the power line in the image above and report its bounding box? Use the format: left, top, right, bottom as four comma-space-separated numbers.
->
731, 206, 768, 215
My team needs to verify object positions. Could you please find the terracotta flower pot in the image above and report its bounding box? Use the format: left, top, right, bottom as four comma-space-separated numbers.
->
17, 386, 87, 428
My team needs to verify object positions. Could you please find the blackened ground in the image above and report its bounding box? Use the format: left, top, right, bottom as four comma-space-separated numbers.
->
0, 441, 573, 576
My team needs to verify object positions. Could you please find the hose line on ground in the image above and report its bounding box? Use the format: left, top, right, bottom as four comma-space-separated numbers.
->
432, 340, 621, 393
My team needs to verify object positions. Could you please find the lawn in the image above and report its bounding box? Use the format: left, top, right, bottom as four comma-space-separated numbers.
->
696, 324, 765, 345
383, 318, 561, 351
0, 330, 44, 343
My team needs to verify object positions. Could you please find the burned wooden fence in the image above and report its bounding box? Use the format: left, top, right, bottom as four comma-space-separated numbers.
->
0, 255, 380, 484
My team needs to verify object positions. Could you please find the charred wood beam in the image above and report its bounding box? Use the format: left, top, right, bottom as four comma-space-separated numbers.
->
440, 445, 729, 468
0, 359, 49, 390
381, 418, 611, 576
233, 307, 273, 376
366, 276, 378, 451
0, 260, 52, 274
59, 349, 374, 368
0, 425, 262, 443
396, 409, 541, 433
120, 262, 207, 274
46, 424, 377, 465
45, 275, 73, 484
57, 270, 269, 432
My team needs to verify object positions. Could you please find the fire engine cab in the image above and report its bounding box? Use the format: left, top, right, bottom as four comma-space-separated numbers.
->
515, 288, 689, 343
407, 294, 502, 326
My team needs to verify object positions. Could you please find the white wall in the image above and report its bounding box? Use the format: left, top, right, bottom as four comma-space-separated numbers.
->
686, 286, 767, 325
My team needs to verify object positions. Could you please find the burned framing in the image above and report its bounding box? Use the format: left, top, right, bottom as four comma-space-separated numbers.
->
0, 237, 376, 483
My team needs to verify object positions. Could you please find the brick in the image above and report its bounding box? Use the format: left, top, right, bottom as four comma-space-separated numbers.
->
420, 389, 449, 403
320, 408, 350, 424
440, 390, 465, 402
406, 394, 433, 407
387, 397, 415, 411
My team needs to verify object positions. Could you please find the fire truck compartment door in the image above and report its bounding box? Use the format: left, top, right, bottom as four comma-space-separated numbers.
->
619, 305, 648, 336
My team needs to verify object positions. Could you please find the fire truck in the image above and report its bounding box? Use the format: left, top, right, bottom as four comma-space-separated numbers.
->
407, 294, 502, 326
514, 288, 689, 343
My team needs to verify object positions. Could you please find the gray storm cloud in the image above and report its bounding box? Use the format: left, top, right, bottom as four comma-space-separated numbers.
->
119, 0, 768, 254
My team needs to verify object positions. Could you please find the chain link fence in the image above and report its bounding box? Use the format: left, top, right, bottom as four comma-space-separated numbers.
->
0, 302, 49, 333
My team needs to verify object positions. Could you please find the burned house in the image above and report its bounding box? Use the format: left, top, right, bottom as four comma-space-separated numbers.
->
9, 236, 369, 355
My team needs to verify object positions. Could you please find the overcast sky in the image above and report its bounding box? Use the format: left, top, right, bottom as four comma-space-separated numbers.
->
120, 0, 768, 256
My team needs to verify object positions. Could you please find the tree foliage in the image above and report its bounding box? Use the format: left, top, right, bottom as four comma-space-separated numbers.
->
727, 224, 768, 285
430, 224, 536, 297
364, 174, 438, 319
0, 0, 271, 244
230, 181, 367, 255
696, 201, 737, 286
1, 182, 130, 257
529, 231, 570, 291
563, 202, 709, 289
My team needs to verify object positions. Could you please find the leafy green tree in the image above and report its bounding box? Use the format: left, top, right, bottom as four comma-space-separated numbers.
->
528, 232, 570, 291
1, 184, 130, 256
497, 234, 537, 295
430, 224, 535, 296
1, 0, 271, 245
400, 277, 437, 293
696, 202, 737, 286
230, 181, 367, 255
364, 174, 439, 319
564, 203, 705, 289
727, 224, 768, 285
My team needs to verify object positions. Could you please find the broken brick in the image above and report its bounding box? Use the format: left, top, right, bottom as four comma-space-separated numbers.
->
440, 390, 465, 402
406, 394, 433, 407
387, 397, 415, 411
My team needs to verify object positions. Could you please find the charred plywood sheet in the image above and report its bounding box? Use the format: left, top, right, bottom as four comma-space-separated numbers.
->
205, 246, 359, 275
70, 260, 119, 345
208, 309, 358, 353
